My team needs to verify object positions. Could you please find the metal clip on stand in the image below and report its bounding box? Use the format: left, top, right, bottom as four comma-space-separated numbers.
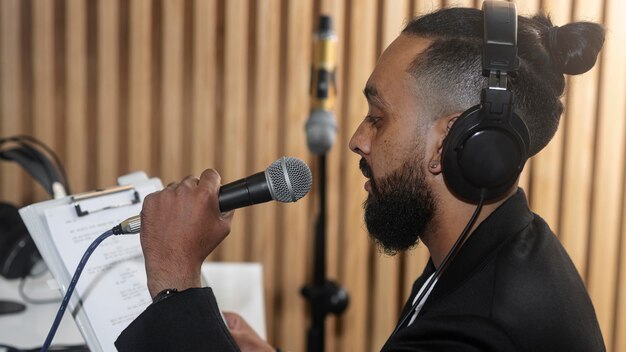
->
301, 15, 349, 352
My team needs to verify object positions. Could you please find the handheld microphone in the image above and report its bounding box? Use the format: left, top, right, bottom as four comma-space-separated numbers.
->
114, 157, 312, 235
305, 15, 338, 155
219, 156, 312, 211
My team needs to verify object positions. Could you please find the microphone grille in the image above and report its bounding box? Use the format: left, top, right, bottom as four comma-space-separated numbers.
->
266, 157, 313, 203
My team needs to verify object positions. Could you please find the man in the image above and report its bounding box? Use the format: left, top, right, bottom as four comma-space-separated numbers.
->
116, 5, 605, 351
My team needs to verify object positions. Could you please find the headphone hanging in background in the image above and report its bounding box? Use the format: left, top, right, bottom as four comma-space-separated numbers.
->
0, 135, 71, 279
441, 0, 530, 203
0, 135, 71, 198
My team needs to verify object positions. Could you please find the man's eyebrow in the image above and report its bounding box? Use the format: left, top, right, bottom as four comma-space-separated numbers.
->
363, 85, 390, 109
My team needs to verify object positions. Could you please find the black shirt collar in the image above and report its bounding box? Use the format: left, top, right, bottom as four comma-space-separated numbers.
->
421, 188, 533, 313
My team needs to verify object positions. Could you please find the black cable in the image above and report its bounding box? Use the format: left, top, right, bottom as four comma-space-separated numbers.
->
40, 230, 114, 352
390, 192, 486, 336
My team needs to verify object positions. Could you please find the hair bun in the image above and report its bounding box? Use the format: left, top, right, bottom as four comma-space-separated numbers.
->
545, 22, 605, 75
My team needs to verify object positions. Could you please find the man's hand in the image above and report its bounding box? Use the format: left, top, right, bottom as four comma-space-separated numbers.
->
223, 312, 275, 352
140, 169, 234, 298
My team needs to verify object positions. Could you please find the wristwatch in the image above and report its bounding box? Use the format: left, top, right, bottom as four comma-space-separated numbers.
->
152, 288, 178, 304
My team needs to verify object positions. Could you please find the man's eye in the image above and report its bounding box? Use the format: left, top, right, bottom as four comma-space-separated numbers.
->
365, 115, 382, 125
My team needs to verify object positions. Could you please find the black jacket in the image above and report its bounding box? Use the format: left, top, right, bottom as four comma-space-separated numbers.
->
116, 190, 604, 351
381, 190, 604, 351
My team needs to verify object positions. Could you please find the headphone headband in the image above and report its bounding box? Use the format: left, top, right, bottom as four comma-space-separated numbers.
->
0, 136, 70, 197
482, 1, 518, 74
441, 0, 530, 203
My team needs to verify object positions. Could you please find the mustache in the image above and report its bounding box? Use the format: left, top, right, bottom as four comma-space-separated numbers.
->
359, 158, 373, 179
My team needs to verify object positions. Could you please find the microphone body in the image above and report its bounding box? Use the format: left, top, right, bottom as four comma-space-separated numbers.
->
306, 15, 338, 155
114, 157, 312, 235
218, 171, 272, 212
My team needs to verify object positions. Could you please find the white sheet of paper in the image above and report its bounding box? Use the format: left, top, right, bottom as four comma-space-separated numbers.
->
201, 262, 267, 340
43, 184, 159, 351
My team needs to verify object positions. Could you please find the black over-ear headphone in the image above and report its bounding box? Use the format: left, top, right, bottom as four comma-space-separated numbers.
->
442, 0, 530, 203
0, 135, 70, 279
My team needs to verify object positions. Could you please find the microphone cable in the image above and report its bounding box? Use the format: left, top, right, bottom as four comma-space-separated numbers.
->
390, 191, 486, 337
39, 229, 116, 352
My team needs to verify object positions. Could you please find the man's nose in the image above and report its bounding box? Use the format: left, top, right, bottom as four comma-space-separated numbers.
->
349, 122, 370, 156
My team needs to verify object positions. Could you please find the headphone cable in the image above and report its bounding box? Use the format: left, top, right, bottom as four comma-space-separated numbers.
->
390, 191, 486, 337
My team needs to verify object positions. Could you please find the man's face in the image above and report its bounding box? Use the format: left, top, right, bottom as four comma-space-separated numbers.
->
349, 35, 438, 254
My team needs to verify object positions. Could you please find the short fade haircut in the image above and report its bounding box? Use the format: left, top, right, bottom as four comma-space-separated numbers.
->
403, 7, 604, 156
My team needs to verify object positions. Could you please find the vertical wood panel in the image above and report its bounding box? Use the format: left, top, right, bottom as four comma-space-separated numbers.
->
587, 0, 626, 348
249, 0, 280, 343
32, 0, 55, 145
445, 0, 474, 7
337, 0, 376, 351
0, 0, 24, 204
413, 0, 442, 15
559, 0, 602, 285
117, 0, 130, 177
278, 0, 313, 349
190, 0, 216, 175
529, 0, 571, 235
515, 0, 541, 16
65, 0, 87, 194
128, 0, 152, 174
616, 185, 626, 351
97, 0, 119, 186
381, 0, 408, 41
219, 0, 248, 263
32, 0, 55, 199
160, 0, 184, 183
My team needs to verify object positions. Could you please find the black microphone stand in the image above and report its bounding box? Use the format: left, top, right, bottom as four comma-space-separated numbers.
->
301, 153, 349, 352
300, 15, 348, 352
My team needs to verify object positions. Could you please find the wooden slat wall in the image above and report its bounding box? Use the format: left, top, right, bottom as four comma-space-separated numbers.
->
560, 0, 603, 294
589, 0, 626, 351
0, 0, 24, 205
0, 1, 625, 351
66, 0, 88, 195
277, 0, 312, 349
248, 0, 280, 341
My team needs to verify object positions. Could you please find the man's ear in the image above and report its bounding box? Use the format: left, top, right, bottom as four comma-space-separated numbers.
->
428, 113, 462, 175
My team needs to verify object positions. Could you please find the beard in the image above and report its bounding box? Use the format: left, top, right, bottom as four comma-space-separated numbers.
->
360, 157, 436, 255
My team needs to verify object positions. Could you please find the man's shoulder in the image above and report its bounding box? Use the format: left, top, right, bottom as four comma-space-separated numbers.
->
492, 212, 584, 302
487, 214, 605, 351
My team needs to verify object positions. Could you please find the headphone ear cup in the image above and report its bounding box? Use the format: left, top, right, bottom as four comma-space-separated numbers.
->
442, 105, 529, 203
0, 202, 39, 279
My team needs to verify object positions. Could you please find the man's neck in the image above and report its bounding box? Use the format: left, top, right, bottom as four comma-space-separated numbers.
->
421, 188, 518, 268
